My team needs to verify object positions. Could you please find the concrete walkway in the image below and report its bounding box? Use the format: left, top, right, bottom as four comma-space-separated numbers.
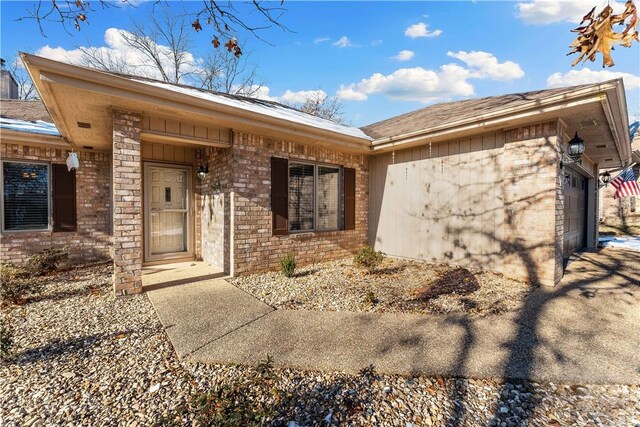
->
147, 250, 640, 384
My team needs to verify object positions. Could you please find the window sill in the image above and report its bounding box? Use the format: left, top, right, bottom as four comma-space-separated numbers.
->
1, 228, 52, 234
287, 228, 345, 235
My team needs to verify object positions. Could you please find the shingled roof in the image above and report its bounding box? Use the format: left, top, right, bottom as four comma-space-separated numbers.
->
1, 99, 52, 122
360, 84, 597, 140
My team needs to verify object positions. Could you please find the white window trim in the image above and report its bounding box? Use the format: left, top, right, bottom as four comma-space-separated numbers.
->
0, 160, 52, 233
288, 160, 343, 233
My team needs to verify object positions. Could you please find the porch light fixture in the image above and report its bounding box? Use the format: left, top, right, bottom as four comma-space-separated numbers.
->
196, 164, 209, 180
66, 152, 79, 171
560, 132, 586, 168
600, 171, 611, 187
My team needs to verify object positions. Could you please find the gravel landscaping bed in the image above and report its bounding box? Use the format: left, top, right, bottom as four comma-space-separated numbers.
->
232, 257, 533, 316
1, 263, 638, 426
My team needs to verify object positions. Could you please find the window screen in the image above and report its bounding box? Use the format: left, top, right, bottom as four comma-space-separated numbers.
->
3, 162, 49, 231
289, 163, 314, 231
317, 166, 340, 230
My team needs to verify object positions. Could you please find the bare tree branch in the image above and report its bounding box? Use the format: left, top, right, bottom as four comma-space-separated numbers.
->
6, 57, 38, 100
287, 92, 345, 123
194, 45, 263, 96
20, 1, 289, 55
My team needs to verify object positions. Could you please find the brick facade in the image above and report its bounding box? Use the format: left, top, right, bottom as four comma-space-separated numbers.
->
195, 146, 234, 272
0, 143, 111, 264
111, 110, 143, 295
3, 119, 579, 290
227, 131, 368, 275
501, 122, 563, 286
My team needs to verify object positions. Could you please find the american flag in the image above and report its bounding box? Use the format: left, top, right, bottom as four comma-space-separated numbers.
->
611, 168, 640, 199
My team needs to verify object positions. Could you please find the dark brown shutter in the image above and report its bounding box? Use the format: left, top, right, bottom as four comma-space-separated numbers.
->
344, 167, 356, 230
271, 157, 289, 236
52, 164, 77, 232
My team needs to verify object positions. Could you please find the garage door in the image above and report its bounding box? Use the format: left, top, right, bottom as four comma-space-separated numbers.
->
563, 168, 587, 256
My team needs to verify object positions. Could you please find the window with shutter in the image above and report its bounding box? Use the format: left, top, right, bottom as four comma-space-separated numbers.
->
271, 157, 289, 235
2, 161, 50, 231
52, 164, 77, 232
317, 166, 340, 230
344, 167, 356, 230
289, 163, 315, 232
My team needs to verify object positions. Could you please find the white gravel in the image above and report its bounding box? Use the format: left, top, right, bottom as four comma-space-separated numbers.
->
1, 263, 638, 426
231, 258, 532, 316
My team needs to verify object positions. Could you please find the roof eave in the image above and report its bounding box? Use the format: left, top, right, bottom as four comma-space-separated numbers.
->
0, 128, 68, 147
369, 81, 624, 152
20, 53, 372, 150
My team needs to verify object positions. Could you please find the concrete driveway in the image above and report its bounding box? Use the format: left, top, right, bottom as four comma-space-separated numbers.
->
147, 249, 639, 384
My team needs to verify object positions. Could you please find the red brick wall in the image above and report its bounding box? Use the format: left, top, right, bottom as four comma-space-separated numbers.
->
111, 110, 143, 295
0, 143, 112, 264
230, 131, 369, 275
195, 146, 234, 272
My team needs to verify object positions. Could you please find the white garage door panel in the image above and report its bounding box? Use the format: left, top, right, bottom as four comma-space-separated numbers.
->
369, 135, 504, 269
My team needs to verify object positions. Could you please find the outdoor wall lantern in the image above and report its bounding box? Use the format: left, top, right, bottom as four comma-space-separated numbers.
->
196, 164, 209, 180
560, 132, 586, 168
66, 152, 79, 171
600, 171, 611, 187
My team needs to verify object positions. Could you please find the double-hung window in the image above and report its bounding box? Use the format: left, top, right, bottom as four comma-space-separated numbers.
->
1, 160, 77, 233
2, 161, 50, 231
271, 157, 355, 235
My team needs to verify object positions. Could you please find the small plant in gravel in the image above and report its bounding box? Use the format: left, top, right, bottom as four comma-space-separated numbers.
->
0, 262, 43, 304
0, 314, 14, 361
363, 290, 379, 306
279, 253, 296, 278
26, 246, 69, 276
173, 357, 282, 426
353, 246, 384, 273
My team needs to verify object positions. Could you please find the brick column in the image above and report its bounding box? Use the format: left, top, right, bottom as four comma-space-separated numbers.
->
501, 122, 561, 287
112, 110, 143, 295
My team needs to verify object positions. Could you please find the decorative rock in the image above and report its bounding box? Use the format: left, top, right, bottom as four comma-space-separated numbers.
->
1, 263, 638, 426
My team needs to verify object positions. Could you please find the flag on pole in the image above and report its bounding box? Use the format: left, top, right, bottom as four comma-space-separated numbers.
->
611, 168, 640, 199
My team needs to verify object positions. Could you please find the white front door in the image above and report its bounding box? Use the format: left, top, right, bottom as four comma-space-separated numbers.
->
144, 164, 192, 261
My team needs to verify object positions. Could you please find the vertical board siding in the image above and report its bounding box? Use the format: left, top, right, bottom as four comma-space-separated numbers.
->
369, 132, 505, 271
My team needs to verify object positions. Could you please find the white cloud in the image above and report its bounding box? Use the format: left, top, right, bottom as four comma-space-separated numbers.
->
337, 65, 474, 103
314, 37, 330, 44
337, 51, 524, 103
279, 89, 327, 104
332, 36, 354, 48
35, 28, 201, 82
404, 22, 442, 38
392, 50, 415, 61
546, 68, 640, 89
371, 39, 383, 46
516, 0, 626, 24
447, 50, 525, 80
253, 86, 328, 105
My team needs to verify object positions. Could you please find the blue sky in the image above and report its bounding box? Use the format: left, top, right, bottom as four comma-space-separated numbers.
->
1, 1, 639, 126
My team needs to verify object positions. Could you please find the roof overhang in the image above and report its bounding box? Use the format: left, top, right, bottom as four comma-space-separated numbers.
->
0, 128, 68, 148
370, 80, 632, 169
21, 53, 372, 154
